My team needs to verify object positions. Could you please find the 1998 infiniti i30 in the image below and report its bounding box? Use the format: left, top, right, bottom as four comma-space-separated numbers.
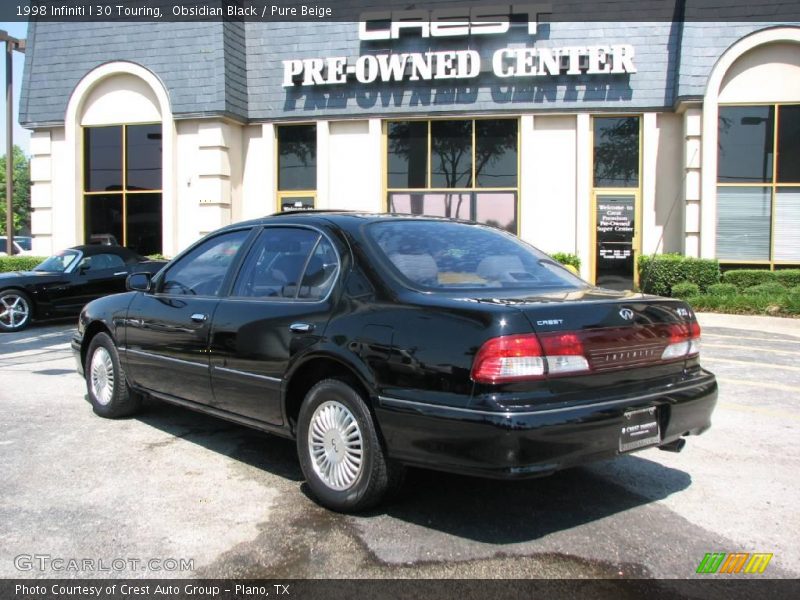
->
72, 212, 717, 512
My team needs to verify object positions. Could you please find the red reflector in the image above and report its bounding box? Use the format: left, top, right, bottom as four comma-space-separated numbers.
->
540, 332, 584, 356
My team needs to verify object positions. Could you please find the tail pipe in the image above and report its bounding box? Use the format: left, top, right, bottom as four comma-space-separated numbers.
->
658, 438, 686, 453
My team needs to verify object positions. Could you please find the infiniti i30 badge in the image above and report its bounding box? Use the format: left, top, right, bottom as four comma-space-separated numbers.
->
619, 308, 635, 320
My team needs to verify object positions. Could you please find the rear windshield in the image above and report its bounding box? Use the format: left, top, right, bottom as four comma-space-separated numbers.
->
366, 220, 586, 291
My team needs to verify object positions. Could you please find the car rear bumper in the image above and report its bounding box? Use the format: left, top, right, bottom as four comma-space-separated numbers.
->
375, 371, 718, 479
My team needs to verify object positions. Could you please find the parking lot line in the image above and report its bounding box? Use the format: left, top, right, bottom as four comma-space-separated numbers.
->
717, 401, 800, 421
717, 377, 800, 394
702, 343, 799, 357
703, 332, 800, 345
703, 357, 800, 372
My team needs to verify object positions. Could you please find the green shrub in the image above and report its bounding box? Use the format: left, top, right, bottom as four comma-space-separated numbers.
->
775, 270, 800, 288
742, 282, 786, 296
707, 283, 737, 296
686, 293, 788, 315
671, 281, 700, 299
0, 256, 45, 273
637, 254, 720, 296
790, 285, 800, 295
551, 252, 581, 270
721, 269, 775, 290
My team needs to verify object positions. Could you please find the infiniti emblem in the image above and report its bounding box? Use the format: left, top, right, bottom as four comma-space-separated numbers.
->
619, 308, 635, 321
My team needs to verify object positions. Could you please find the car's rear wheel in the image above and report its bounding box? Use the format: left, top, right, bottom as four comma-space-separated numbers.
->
297, 378, 404, 512
0, 290, 32, 332
86, 332, 142, 418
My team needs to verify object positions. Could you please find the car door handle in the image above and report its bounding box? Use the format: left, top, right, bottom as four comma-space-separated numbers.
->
289, 322, 314, 334
114, 271, 128, 276
190, 313, 208, 323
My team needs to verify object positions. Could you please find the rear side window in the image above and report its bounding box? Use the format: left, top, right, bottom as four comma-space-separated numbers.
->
367, 220, 585, 291
232, 227, 338, 301
161, 230, 249, 296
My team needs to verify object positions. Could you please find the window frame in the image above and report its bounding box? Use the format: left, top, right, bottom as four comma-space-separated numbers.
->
383, 117, 520, 235
589, 115, 643, 288
154, 228, 253, 298
275, 123, 318, 213
716, 102, 800, 268
228, 225, 341, 303
82, 122, 163, 254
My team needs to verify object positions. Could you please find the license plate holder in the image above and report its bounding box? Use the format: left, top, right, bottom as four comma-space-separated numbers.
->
619, 406, 660, 452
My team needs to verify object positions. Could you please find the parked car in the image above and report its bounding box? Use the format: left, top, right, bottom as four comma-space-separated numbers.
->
0, 235, 33, 256
72, 212, 717, 512
0, 245, 166, 332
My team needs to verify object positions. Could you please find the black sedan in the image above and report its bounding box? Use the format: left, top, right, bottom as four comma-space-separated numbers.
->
72, 212, 717, 512
0, 245, 165, 332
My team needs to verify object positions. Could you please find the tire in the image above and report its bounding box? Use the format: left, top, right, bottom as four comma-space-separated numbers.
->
0, 289, 32, 332
85, 332, 142, 418
297, 378, 405, 512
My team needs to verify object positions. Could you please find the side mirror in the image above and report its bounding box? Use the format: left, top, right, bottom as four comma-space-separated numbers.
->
78, 263, 90, 275
127, 272, 152, 292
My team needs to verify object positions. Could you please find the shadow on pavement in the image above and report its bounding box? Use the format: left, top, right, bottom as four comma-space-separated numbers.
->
135, 397, 690, 545
364, 457, 691, 544
135, 399, 304, 482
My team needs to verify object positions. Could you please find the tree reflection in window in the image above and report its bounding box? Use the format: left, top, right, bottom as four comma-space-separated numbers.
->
278, 125, 317, 191
593, 117, 639, 187
431, 120, 473, 188
387, 121, 427, 188
476, 120, 517, 188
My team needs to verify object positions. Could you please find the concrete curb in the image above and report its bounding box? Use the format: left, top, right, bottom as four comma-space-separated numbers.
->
696, 312, 800, 337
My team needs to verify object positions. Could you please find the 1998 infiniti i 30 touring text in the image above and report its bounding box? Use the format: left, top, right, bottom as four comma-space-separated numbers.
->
72, 212, 717, 512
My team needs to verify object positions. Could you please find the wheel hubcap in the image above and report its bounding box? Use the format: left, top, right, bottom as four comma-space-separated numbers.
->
0, 294, 30, 330
308, 401, 363, 491
90, 347, 115, 406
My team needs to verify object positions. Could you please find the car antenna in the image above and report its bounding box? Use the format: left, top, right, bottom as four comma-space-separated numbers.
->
638, 147, 699, 298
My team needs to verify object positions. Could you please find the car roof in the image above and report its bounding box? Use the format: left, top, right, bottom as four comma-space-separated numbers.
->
68, 245, 140, 259
216, 210, 464, 234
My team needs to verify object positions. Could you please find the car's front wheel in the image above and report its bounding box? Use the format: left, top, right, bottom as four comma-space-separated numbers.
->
85, 332, 142, 418
297, 379, 404, 512
0, 290, 32, 332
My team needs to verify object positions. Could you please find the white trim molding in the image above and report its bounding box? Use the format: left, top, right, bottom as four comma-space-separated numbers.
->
64, 61, 176, 253
700, 26, 800, 259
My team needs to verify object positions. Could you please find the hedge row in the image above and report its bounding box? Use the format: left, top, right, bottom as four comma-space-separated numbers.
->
721, 269, 800, 290
686, 289, 800, 316
0, 256, 46, 273
637, 254, 720, 296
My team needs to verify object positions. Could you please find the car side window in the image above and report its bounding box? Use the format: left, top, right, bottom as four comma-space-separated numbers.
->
79, 253, 126, 271
232, 228, 336, 301
160, 230, 249, 296
297, 236, 338, 300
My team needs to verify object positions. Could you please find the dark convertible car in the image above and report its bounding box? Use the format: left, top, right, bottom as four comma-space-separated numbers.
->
72, 212, 717, 512
0, 245, 165, 332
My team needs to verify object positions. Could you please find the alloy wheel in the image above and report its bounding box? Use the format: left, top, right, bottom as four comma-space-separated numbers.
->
90, 346, 115, 406
0, 293, 30, 330
308, 400, 364, 490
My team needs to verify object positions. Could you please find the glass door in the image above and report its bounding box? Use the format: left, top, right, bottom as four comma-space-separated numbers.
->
594, 193, 638, 290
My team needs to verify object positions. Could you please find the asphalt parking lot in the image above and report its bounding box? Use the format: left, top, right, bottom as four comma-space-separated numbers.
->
1, 314, 798, 581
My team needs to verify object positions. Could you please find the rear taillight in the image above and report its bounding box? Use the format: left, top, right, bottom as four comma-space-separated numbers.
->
660, 321, 701, 360
471, 333, 590, 384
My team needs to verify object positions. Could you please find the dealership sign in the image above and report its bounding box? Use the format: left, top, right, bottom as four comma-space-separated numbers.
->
282, 8, 637, 87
